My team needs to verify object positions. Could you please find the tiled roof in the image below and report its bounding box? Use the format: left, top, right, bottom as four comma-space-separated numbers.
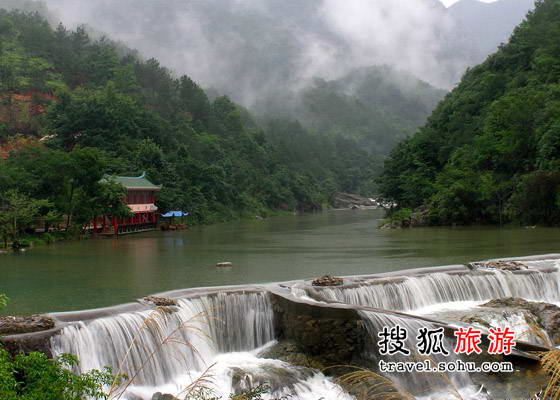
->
104, 172, 162, 190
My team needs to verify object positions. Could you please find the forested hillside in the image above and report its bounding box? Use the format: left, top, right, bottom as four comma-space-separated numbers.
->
0, 9, 379, 232
379, 0, 560, 226
295, 66, 446, 155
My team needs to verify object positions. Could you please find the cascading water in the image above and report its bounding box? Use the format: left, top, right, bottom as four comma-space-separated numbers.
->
359, 311, 487, 399
309, 266, 560, 312
50, 291, 352, 400
51, 292, 274, 387
48, 260, 560, 399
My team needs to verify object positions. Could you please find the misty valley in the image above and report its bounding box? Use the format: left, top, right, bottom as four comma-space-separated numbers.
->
1, 0, 560, 399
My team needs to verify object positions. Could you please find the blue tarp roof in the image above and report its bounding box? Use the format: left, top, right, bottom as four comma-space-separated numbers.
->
161, 211, 189, 217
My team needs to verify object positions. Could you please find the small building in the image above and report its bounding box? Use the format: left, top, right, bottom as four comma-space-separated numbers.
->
93, 172, 162, 235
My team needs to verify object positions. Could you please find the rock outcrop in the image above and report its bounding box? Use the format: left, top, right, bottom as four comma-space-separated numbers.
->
332, 193, 376, 209
0, 315, 55, 335
467, 260, 528, 271
312, 275, 343, 286
270, 293, 368, 370
481, 297, 560, 344
142, 296, 177, 307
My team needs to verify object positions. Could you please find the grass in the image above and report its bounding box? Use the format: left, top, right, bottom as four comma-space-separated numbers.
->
335, 367, 414, 400
540, 350, 560, 400
520, 316, 553, 348
331, 354, 468, 400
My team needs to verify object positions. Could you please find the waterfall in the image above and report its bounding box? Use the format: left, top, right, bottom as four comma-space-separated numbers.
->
50, 291, 352, 400
50, 292, 275, 388
359, 311, 484, 399
310, 268, 560, 312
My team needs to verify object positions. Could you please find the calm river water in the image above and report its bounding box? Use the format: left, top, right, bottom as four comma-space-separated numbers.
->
2, 209, 560, 314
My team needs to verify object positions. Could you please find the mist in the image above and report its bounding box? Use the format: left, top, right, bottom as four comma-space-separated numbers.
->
36, 0, 472, 108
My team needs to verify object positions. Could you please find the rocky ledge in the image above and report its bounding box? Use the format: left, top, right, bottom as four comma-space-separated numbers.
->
467, 260, 529, 271
481, 297, 560, 345
312, 275, 343, 286
0, 314, 55, 335
332, 192, 377, 209
142, 296, 177, 307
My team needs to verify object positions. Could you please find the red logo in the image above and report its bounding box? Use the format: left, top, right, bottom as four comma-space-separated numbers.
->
488, 327, 516, 355
454, 327, 482, 355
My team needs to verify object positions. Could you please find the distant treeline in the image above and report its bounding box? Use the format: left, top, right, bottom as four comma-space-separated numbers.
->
0, 9, 380, 241
379, 0, 560, 226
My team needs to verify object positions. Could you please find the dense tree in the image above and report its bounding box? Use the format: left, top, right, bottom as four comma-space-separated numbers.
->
0, 189, 51, 247
379, 0, 560, 226
0, 8, 380, 228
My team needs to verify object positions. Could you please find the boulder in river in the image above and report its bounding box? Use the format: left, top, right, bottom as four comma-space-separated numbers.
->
216, 261, 233, 268
142, 296, 177, 307
312, 275, 343, 286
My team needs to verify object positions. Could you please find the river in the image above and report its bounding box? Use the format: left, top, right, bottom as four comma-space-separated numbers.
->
3, 209, 560, 315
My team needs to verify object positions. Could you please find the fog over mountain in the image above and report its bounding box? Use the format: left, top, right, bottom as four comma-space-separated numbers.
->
449, 0, 535, 65
4, 0, 535, 115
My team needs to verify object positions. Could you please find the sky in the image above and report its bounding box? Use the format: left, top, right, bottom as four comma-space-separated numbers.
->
37, 0, 529, 108
440, 0, 498, 6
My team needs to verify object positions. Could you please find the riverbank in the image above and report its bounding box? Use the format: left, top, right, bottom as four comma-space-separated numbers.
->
1, 207, 299, 254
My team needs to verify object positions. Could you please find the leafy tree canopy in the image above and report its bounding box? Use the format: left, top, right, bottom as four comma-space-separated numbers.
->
379, 0, 560, 226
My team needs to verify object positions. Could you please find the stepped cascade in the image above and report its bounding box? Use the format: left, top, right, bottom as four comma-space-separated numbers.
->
9, 257, 556, 399
304, 262, 560, 312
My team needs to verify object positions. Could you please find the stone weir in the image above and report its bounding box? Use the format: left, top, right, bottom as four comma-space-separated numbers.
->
1, 254, 559, 398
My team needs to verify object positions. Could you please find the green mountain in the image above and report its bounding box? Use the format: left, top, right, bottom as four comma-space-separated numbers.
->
295, 66, 447, 155
379, 0, 560, 226
0, 9, 379, 230
254, 66, 446, 156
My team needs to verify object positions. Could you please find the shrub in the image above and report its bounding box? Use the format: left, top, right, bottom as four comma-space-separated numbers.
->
0, 349, 115, 400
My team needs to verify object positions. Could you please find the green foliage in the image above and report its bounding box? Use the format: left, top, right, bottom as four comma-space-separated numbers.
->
0, 294, 7, 310
379, 0, 560, 226
0, 8, 383, 227
0, 189, 51, 247
0, 349, 114, 400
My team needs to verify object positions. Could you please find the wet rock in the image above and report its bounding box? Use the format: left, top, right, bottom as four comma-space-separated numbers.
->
151, 393, 179, 400
230, 363, 313, 395
216, 261, 233, 267
0, 314, 55, 335
378, 221, 401, 230
460, 315, 491, 328
260, 341, 326, 371
332, 192, 376, 209
409, 205, 429, 227
312, 275, 343, 286
482, 297, 560, 344
271, 294, 368, 369
468, 260, 528, 271
142, 296, 177, 307
483, 297, 534, 309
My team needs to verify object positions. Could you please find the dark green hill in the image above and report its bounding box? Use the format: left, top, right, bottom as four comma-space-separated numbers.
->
0, 9, 379, 230
379, 0, 560, 226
